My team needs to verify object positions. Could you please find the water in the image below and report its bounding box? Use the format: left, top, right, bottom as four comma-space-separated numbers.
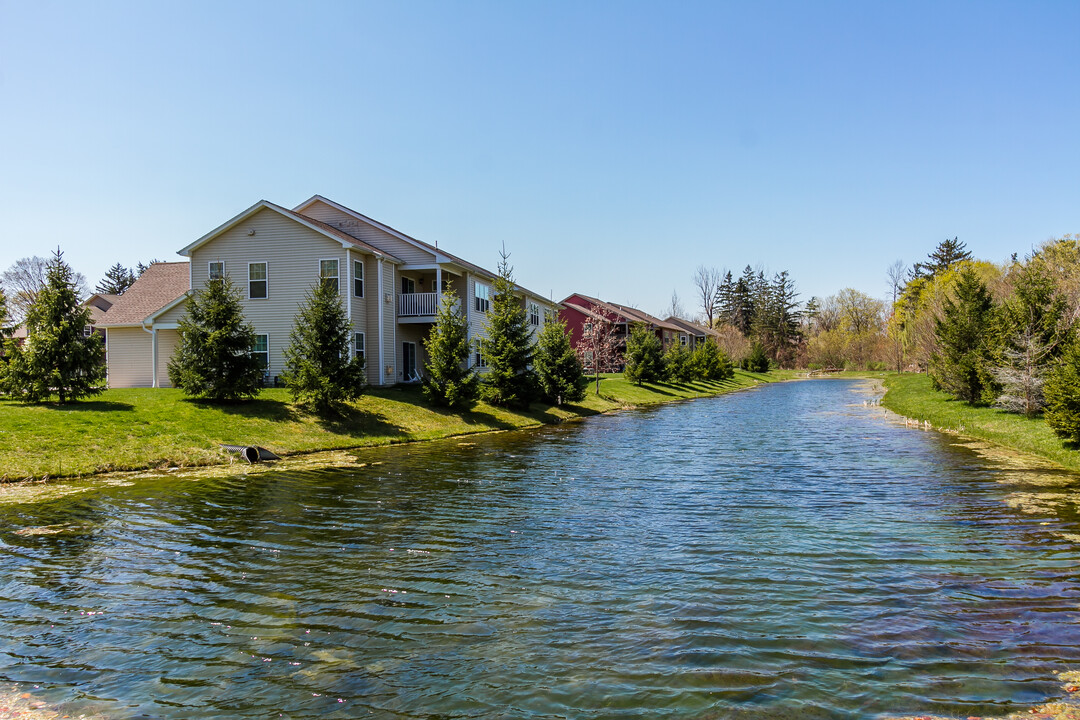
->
2, 378, 1080, 719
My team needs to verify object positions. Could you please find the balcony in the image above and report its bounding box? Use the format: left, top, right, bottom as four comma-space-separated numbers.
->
398, 292, 438, 317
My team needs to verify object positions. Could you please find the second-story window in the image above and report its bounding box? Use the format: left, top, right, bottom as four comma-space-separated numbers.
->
249, 262, 268, 299
320, 259, 339, 293
475, 283, 490, 313
353, 260, 364, 298
528, 303, 540, 326
209, 261, 224, 280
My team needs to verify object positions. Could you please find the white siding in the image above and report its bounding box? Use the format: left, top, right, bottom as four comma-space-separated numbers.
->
106, 328, 153, 388
155, 299, 189, 325
155, 329, 179, 387
299, 199, 436, 265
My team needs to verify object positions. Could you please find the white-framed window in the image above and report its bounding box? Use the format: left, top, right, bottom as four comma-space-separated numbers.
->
248, 262, 268, 299
544, 308, 554, 324
209, 261, 225, 281
354, 332, 365, 359
528, 302, 540, 326
320, 259, 339, 293
474, 338, 487, 368
680, 334, 688, 347
353, 260, 364, 298
475, 283, 490, 313
252, 334, 269, 372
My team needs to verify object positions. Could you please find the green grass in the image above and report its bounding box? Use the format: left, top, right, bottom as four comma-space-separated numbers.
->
881, 372, 1080, 472
0, 369, 783, 479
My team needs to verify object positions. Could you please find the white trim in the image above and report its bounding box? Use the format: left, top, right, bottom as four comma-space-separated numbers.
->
252, 332, 270, 378
294, 195, 436, 260
353, 331, 365, 360
153, 322, 180, 330
318, 257, 340, 294
346, 250, 353, 325
248, 261, 268, 300
208, 260, 225, 281
377, 258, 384, 386
353, 258, 364, 299
145, 291, 191, 324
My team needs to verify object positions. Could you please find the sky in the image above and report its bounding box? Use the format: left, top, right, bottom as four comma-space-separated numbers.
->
1, 0, 1077, 320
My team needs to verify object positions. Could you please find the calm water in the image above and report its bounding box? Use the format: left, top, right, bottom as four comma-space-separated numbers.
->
2, 379, 1080, 719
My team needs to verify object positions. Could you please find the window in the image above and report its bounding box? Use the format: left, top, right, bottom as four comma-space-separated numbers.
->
252, 334, 269, 372
248, 262, 267, 299
544, 308, 554, 324
209, 261, 224, 280
320, 259, 339, 293
474, 338, 487, 368
354, 332, 365, 359
475, 283, 490, 313
528, 302, 540, 326
680, 334, 688, 347
401, 276, 416, 294
353, 260, 364, 298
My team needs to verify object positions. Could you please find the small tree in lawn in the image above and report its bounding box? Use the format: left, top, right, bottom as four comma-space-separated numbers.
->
1045, 335, 1080, 443
168, 276, 263, 401
3, 249, 105, 403
423, 290, 479, 409
577, 306, 622, 395
664, 339, 694, 383
283, 279, 366, 414
534, 318, 586, 405
624, 323, 665, 385
693, 340, 734, 381
481, 250, 536, 408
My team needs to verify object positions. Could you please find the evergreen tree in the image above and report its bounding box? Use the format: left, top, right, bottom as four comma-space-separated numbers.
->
282, 279, 366, 414
929, 266, 995, 404
481, 250, 536, 408
2, 249, 105, 403
95, 263, 137, 295
714, 270, 735, 326
534, 318, 586, 405
422, 290, 479, 409
741, 341, 770, 372
731, 266, 756, 336
925, 237, 972, 276
691, 340, 734, 381
624, 323, 665, 385
1045, 335, 1080, 443
664, 338, 694, 383
136, 259, 162, 276
167, 276, 263, 401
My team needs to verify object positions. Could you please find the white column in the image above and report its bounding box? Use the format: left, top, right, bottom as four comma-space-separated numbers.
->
435, 265, 442, 311
377, 258, 385, 386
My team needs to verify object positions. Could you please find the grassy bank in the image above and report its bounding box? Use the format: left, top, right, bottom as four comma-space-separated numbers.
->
881, 372, 1080, 472
0, 370, 784, 480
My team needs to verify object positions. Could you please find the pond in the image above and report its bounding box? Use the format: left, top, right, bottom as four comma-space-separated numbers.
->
1, 379, 1079, 719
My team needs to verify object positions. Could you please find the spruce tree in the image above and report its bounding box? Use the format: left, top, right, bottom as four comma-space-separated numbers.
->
692, 340, 734, 381
534, 318, 586, 405
422, 290, 479, 409
714, 270, 735, 326
167, 276, 263, 401
283, 279, 366, 414
95, 263, 137, 295
624, 323, 665, 385
929, 266, 994, 404
664, 339, 694, 383
741, 342, 770, 372
481, 250, 536, 407
1045, 335, 1080, 443
926, 237, 972, 276
3, 249, 105, 403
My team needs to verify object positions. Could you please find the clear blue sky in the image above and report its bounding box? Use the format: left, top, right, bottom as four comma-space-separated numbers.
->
1, 0, 1077, 319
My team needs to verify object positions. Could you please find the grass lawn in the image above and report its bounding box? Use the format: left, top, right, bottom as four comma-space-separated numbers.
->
881, 372, 1080, 472
0, 369, 782, 479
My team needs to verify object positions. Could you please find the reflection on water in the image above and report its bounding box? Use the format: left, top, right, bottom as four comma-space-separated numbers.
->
1, 379, 1079, 719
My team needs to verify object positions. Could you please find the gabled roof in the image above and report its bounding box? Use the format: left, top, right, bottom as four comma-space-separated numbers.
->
294, 195, 554, 304
176, 200, 403, 263
98, 262, 190, 327
85, 293, 118, 324
607, 301, 682, 332
561, 294, 682, 332
665, 316, 721, 338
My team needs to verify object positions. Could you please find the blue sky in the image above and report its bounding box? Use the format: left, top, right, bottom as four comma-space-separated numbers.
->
1, 0, 1077, 319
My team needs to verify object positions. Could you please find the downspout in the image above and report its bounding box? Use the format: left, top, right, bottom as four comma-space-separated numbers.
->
141, 321, 157, 388
377, 257, 385, 386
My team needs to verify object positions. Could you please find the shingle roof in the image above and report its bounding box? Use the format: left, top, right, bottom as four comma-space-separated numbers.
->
98, 262, 190, 326
267, 202, 402, 261
665, 316, 721, 338
563, 294, 682, 332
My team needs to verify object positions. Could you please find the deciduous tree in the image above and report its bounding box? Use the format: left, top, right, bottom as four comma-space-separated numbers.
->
2, 256, 88, 324
577, 306, 622, 395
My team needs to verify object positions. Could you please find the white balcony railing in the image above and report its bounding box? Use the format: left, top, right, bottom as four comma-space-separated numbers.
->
398, 292, 439, 317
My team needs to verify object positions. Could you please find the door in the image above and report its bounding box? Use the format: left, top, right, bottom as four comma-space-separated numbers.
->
403, 342, 417, 381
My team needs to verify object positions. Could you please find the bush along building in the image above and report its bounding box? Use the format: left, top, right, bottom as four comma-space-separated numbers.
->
96, 195, 557, 388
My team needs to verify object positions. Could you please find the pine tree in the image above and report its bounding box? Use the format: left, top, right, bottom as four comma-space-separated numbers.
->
929, 266, 994, 404
714, 270, 735, 326
481, 250, 536, 408
731, 266, 756, 336
3, 249, 105, 403
95, 263, 137, 295
664, 338, 694, 383
167, 276, 263, 401
692, 340, 734, 381
741, 342, 770, 372
534, 318, 586, 405
1045, 335, 1080, 443
624, 323, 665, 385
282, 279, 366, 414
422, 290, 479, 409
926, 237, 972, 276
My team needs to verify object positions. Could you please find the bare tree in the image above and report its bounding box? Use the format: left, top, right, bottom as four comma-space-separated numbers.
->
666, 290, 685, 320
991, 330, 1049, 417
1, 255, 88, 324
693, 265, 721, 327
887, 259, 907, 373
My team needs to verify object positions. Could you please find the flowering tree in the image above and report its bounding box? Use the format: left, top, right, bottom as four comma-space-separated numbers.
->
577, 306, 622, 395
